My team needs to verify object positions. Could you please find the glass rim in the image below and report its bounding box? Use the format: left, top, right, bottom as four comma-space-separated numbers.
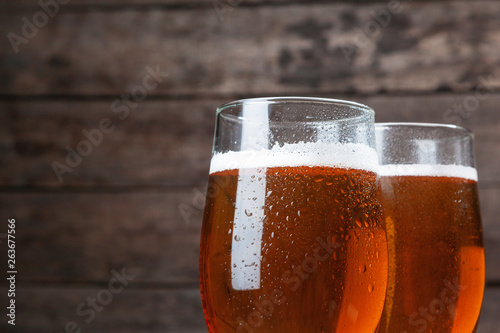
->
216, 96, 375, 123
376, 122, 473, 137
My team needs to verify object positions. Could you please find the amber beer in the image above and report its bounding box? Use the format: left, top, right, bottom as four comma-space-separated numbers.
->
199, 147, 388, 332
378, 165, 485, 333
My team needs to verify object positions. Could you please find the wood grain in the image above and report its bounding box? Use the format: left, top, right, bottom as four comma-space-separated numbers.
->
1, 2, 500, 96
0, 100, 216, 187
1, 187, 499, 284
0, 286, 498, 332
0, 287, 206, 333
0, 0, 479, 10
1, 94, 500, 187
478, 288, 500, 333
0, 191, 203, 284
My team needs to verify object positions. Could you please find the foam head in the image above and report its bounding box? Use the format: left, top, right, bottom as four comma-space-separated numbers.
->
379, 164, 478, 181
209, 141, 378, 174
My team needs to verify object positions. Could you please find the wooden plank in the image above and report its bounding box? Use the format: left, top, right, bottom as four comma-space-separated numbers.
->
0, 191, 204, 284
0, 287, 206, 333
1, 0, 477, 10
0, 187, 499, 284
1, 2, 500, 96
0, 100, 216, 187
0, 286, 498, 332
1, 94, 500, 187
0, 0, 290, 8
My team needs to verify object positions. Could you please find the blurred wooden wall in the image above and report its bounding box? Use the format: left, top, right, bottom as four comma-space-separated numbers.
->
1, 0, 499, 332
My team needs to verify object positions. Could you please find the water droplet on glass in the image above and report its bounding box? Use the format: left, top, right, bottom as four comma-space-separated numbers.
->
245, 209, 253, 217
368, 284, 374, 293
234, 235, 241, 241
355, 220, 362, 228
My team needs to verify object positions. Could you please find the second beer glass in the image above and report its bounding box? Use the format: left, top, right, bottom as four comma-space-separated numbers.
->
199, 98, 388, 332
375, 123, 485, 333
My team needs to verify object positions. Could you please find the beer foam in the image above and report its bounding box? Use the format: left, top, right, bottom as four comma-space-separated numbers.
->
209, 142, 379, 174
379, 164, 478, 181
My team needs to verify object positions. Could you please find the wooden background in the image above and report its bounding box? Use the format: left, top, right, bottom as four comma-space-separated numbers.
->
1, 0, 499, 332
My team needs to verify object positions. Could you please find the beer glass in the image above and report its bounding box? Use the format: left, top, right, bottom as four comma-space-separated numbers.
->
199, 97, 388, 332
375, 123, 485, 333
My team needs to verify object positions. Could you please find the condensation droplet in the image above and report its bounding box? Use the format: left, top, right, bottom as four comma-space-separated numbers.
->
234, 235, 241, 241
359, 264, 367, 273
355, 220, 362, 228
368, 284, 374, 293
245, 209, 253, 217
